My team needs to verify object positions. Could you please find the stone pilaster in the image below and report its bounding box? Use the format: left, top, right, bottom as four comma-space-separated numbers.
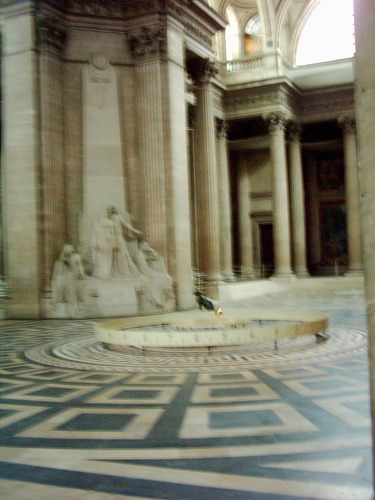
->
238, 163, 256, 278
189, 59, 223, 283
216, 121, 236, 281
339, 117, 364, 275
1, 5, 42, 317
128, 21, 194, 309
128, 26, 168, 258
288, 123, 309, 277
264, 113, 294, 278
37, 13, 67, 289
353, 0, 375, 484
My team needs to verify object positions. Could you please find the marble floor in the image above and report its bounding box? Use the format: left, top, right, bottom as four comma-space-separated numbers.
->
0, 281, 373, 499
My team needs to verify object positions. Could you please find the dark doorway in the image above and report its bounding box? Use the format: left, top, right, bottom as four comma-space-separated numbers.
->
259, 223, 274, 277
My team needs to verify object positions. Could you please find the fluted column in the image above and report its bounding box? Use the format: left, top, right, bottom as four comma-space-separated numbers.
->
288, 124, 309, 277
130, 27, 168, 257
265, 113, 294, 278
190, 59, 222, 282
353, 0, 375, 484
339, 117, 364, 275
217, 121, 236, 281
38, 15, 66, 289
238, 163, 256, 278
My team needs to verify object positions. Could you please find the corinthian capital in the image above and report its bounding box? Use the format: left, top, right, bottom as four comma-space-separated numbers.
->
36, 12, 66, 51
127, 26, 167, 61
187, 58, 218, 85
287, 122, 302, 142
338, 116, 356, 134
263, 112, 288, 132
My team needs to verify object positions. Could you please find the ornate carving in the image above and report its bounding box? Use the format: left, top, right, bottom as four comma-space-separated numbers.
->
263, 112, 288, 132
124, 0, 213, 49
127, 26, 167, 61
68, 0, 127, 18
216, 119, 228, 140
338, 116, 356, 134
288, 122, 302, 141
89, 53, 111, 83
224, 85, 298, 116
187, 58, 218, 85
36, 12, 66, 51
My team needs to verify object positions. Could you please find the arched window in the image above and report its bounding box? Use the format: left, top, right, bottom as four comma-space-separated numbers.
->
244, 14, 263, 55
296, 0, 355, 66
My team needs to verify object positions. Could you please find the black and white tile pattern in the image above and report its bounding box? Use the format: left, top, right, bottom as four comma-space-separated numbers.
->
0, 287, 372, 499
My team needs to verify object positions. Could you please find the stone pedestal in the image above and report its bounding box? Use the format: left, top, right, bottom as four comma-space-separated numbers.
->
42, 277, 176, 319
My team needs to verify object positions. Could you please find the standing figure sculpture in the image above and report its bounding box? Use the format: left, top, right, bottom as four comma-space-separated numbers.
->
106, 205, 140, 277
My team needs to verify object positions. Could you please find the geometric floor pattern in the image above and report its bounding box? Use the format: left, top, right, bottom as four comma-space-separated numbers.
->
0, 285, 373, 499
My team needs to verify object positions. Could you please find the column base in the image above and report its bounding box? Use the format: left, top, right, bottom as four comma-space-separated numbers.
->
295, 270, 310, 278
222, 271, 237, 282
270, 272, 296, 284
345, 268, 364, 277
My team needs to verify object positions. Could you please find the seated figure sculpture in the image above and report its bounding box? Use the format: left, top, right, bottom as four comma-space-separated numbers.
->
51, 244, 87, 316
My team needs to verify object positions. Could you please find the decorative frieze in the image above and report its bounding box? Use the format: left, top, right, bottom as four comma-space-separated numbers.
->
298, 87, 354, 119
68, 0, 127, 17
224, 85, 299, 116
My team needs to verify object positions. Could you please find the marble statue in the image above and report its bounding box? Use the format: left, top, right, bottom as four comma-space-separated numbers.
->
135, 238, 175, 309
56, 204, 177, 316
91, 211, 116, 278
106, 205, 140, 277
51, 244, 87, 316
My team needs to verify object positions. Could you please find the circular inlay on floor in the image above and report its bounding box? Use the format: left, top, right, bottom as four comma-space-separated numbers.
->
24, 325, 367, 373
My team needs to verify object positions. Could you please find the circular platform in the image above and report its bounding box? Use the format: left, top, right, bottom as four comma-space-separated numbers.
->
94, 308, 329, 349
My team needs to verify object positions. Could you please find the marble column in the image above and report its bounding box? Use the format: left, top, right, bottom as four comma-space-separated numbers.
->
339, 117, 364, 276
265, 113, 294, 278
217, 121, 236, 281
353, 0, 375, 487
288, 124, 309, 277
238, 163, 256, 278
190, 59, 223, 283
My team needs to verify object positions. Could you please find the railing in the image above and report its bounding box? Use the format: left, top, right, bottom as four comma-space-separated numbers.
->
224, 55, 264, 72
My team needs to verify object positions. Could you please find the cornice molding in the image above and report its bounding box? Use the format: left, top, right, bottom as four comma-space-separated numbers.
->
36, 11, 66, 51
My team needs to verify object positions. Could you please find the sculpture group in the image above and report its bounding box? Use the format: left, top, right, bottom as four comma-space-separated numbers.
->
50, 205, 174, 317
